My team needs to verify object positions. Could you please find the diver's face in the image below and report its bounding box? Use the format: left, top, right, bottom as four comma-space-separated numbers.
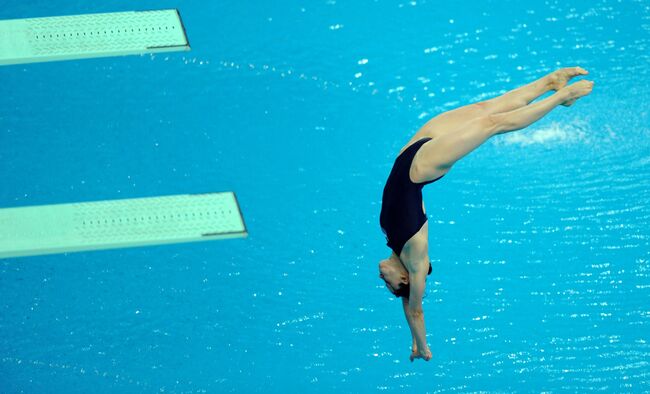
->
379, 259, 408, 292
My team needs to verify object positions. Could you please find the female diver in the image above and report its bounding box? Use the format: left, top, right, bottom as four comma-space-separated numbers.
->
378, 67, 594, 361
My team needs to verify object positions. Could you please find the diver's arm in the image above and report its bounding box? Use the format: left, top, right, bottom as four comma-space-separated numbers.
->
401, 298, 418, 351
402, 270, 432, 361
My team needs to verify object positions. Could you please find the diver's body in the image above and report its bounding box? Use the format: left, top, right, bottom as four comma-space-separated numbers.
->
379, 67, 594, 361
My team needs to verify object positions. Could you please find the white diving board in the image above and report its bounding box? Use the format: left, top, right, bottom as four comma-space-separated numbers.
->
0, 9, 190, 66
0, 192, 247, 258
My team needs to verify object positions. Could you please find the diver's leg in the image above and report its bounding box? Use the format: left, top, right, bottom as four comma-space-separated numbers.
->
491, 80, 593, 134
413, 67, 589, 141
475, 74, 552, 114
479, 66, 589, 114
413, 81, 594, 181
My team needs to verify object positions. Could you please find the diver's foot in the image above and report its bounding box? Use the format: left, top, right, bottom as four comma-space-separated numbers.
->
548, 66, 589, 92
560, 80, 594, 107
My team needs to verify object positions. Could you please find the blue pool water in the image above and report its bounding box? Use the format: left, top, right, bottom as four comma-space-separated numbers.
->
1, 0, 649, 392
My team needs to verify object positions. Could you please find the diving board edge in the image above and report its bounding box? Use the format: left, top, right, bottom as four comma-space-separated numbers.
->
1, 231, 248, 259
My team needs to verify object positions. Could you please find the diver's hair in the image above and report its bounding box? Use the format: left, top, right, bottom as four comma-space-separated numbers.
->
393, 283, 410, 299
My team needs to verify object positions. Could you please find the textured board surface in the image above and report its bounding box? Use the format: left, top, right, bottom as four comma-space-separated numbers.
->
0, 192, 247, 258
0, 9, 190, 65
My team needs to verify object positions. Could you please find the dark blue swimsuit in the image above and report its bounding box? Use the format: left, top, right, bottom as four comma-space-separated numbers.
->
380, 137, 444, 257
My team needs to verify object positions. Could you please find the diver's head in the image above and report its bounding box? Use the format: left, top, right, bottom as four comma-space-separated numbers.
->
379, 254, 410, 298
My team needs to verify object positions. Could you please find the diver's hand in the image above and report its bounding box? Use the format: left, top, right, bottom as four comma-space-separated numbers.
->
409, 346, 432, 362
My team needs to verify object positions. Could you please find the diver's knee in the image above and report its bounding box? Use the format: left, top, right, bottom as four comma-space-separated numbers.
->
486, 113, 507, 135
473, 101, 492, 116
